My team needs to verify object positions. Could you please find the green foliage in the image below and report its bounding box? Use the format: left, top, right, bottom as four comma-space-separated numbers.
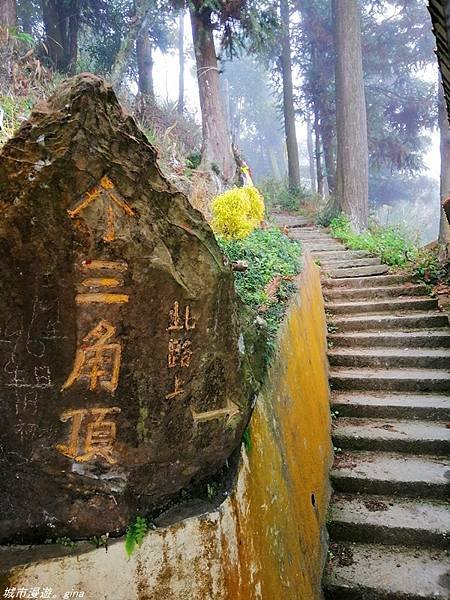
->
125, 516, 148, 558
0, 95, 33, 146
143, 127, 158, 146
206, 482, 218, 502
328, 214, 450, 285
329, 214, 418, 267
10, 28, 35, 47
185, 150, 202, 170
410, 248, 449, 285
89, 534, 109, 549
259, 177, 318, 211
217, 227, 301, 343
55, 536, 75, 549
242, 427, 252, 452
211, 186, 265, 240
316, 201, 341, 227
192, 0, 278, 60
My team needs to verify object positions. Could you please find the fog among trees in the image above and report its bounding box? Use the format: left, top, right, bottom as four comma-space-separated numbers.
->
0, 0, 447, 247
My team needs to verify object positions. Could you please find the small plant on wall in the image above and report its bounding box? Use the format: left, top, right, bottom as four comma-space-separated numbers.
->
125, 516, 148, 558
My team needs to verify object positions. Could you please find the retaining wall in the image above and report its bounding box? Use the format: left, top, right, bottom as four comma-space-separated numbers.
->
1, 252, 332, 600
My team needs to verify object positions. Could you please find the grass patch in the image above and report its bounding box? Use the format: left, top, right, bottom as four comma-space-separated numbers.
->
217, 227, 302, 345
329, 214, 417, 268
329, 214, 449, 284
259, 177, 321, 212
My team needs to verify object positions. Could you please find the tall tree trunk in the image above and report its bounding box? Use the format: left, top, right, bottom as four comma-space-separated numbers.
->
110, 0, 152, 89
177, 11, 185, 114
323, 128, 336, 194
322, 146, 330, 197
334, 0, 368, 231
40, 0, 80, 73
0, 0, 17, 45
189, 4, 235, 182
280, 0, 300, 190
269, 146, 281, 180
313, 103, 323, 196
222, 77, 231, 136
136, 30, 154, 99
438, 80, 450, 260
306, 112, 316, 193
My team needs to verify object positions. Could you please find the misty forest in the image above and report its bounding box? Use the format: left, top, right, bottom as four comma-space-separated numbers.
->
1, 1, 449, 247
0, 1, 449, 599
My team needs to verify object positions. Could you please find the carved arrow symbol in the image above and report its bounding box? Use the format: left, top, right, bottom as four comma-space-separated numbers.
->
191, 398, 241, 425
67, 176, 134, 242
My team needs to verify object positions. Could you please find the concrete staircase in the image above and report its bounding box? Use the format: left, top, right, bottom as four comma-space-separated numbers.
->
274, 215, 450, 600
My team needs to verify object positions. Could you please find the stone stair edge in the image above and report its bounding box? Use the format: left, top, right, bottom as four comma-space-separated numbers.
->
323, 542, 449, 600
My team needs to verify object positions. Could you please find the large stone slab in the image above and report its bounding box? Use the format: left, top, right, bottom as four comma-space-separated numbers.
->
0, 74, 255, 542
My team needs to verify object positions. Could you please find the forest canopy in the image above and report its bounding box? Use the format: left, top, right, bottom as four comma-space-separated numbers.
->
0, 0, 447, 248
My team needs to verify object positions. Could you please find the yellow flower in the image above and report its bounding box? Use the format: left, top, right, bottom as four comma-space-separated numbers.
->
211, 187, 265, 240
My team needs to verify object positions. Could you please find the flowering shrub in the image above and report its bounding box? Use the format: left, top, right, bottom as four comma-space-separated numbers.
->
211, 186, 265, 240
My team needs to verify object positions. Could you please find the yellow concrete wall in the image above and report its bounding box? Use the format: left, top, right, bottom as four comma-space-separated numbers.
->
1, 252, 332, 600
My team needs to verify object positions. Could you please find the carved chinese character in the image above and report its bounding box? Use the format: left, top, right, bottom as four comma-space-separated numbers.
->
167, 339, 192, 369
167, 301, 196, 331
56, 406, 121, 464
75, 292, 129, 305
61, 320, 122, 393
77, 259, 129, 304
184, 305, 196, 330
67, 175, 134, 243
165, 374, 184, 400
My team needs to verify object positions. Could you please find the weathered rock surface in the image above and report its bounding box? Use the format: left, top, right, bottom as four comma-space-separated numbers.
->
0, 74, 255, 542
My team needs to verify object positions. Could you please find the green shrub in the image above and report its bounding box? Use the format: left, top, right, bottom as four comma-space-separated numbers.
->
217, 228, 302, 343
411, 248, 449, 284
186, 150, 201, 170
316, 201, 340, 227
259, 177, 318, 211
329, 214, 418, 267
0, 95, 33, 146
211, 186, 265, 240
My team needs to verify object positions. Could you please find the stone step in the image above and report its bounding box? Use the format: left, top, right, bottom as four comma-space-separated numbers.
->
327, 264, 390, 278
291, 231, 330, 238
324, 284, 429, 301
293, 237, 332, 244
272, 216, 311, 228
323, 543, 449, 600
328, 347, 450, 369
331, 450, 450, 498
294, 237, 332, 244
328, 494, 450, 549
332, 417, 450, 455
298, 233, 336, 243
329, 328, 450, 348
330, 367, 450, 393
312, 250, 372, 260
285, 221, 313, 228
303, 243, 345, 252
320, 257, 382, 269
326, 296, 438, 315
330, 391, 450, 420
331, 312, 449, 332
323, 273, 412, 289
